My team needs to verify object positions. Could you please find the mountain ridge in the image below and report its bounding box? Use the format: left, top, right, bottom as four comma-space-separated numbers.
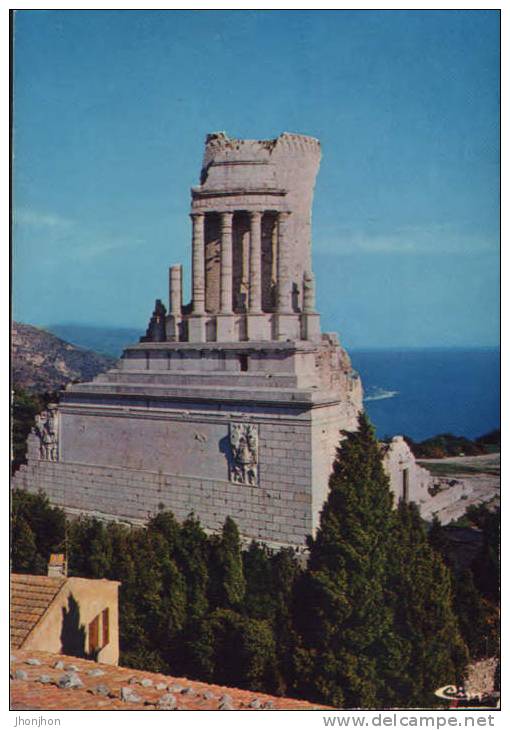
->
44, 323, 143, 358
12, 321, 116, 393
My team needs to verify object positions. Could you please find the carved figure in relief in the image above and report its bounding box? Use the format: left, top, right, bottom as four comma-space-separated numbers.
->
230, 423, 258, 486
32, 405, 59, 461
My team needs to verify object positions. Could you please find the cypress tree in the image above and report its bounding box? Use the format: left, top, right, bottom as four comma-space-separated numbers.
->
171, 514, 211, 677
427, 516, 450, 560
471, 507, 500, 602
452, 569, 490, 659
243, 540, 274, 620
68, 517, 112, 578
11, 489, 66, 564
118, 526, 187, 673
271, 547, 302, 695
294, 413, 398, 708
209, 516, 246, 610
148, 509, 181, 555
243, 543, 302, 694
387, 501, 468, 706
191, 608, 277, 691
12, 388, 46, 472
88, 521, 113, 578
292, 413, 466, 708
427, 512, 499, 662
175, 513, 210, 621
11, 515, 41, 573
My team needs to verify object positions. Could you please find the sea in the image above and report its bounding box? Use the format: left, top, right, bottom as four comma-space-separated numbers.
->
44, 325, 500, 443
350, 348, 500, 442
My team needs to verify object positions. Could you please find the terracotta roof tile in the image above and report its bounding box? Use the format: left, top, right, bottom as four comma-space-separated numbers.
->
10, 574, 67, 649
10, 649, 330, 711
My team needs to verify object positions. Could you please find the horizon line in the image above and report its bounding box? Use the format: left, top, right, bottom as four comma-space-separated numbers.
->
12, 320, 501, 352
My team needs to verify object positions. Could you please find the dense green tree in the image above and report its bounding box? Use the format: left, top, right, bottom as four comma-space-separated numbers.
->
11, 489, 66, 570
243, 540, 274, 620
115, 526, 187, 674
11, 388, 62, 472
191, 608, 278, 691
241, 543, 302, 695
292, 414, 468, 709
270, 547, 302, 694
293, 413, 398, 708
175, 513, 210, 622
209, 516, 246, 610
387, 501, 468, 707
68, 517, 112, 578
452, 569, 493, 659
470, 507, 500, 602
11, 515, 42, 573
428, 505, 500, 660
12, 450, 487, 707
148, 510, 181, 555
403, 433, 487, 459
12, 388, 44, 472
475, 429, 500, 449
427, 516, 450, 557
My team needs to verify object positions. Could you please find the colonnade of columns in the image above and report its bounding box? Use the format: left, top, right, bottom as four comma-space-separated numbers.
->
188, 210, 292, 318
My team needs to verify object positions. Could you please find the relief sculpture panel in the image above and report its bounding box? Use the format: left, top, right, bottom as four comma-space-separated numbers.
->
32, 404, 59, 462
229, 423, 258, 486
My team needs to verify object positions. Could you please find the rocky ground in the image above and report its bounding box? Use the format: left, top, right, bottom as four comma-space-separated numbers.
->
464, 657, 499, 700
418, 453, 500, 524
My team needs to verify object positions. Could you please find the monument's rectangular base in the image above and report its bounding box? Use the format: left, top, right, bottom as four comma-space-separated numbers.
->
12, 337, 364, 547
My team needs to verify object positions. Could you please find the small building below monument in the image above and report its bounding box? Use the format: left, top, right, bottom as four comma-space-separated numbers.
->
11, 568, 120, 665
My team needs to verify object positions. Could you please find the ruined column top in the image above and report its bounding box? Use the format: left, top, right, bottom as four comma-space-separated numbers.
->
202, 131, 321, 164
193, 132, 322, 202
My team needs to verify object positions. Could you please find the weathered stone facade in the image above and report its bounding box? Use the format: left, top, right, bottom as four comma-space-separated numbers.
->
181, 132, 322, 343
13, 131, 429, 546
381, 436, 431, 508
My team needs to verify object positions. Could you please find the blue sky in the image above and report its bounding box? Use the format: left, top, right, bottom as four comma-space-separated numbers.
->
12, 9, 500, 348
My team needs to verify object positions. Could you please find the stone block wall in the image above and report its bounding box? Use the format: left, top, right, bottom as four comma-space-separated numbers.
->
14, 409, 318, 547
14, 460, 313, 548
381, 436, 432, 508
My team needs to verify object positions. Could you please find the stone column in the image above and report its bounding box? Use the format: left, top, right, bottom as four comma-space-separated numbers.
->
246, 211, 270, 341
217, 211, 236, 341
189, 212, 206, 342
191, 213, 205, 315
249, 211, 263, 313
276, 212, 292, 314
169, 264, 183, 315
302, 271, 315, 313
301, 270, 321, 341
276, 211, 300, 340
166, 264, 182, 341
220, 212, 234, 314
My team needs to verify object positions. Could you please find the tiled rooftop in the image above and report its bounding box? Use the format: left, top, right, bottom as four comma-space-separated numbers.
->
10, 649, 330, 711
11, 574, 67, 649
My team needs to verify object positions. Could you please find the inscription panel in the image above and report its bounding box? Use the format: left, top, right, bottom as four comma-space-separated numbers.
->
61, 412, 231, 481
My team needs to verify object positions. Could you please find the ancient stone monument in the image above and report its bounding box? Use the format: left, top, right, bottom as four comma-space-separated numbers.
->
14, 132, 431, 546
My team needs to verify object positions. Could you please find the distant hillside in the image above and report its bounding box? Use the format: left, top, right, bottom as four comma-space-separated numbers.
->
12, 322, 116, 393
45, 323, 143, 358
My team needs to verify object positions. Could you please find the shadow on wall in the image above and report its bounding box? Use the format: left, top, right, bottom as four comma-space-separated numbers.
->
60, 593, 97, 660
219, 434, 233, 474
